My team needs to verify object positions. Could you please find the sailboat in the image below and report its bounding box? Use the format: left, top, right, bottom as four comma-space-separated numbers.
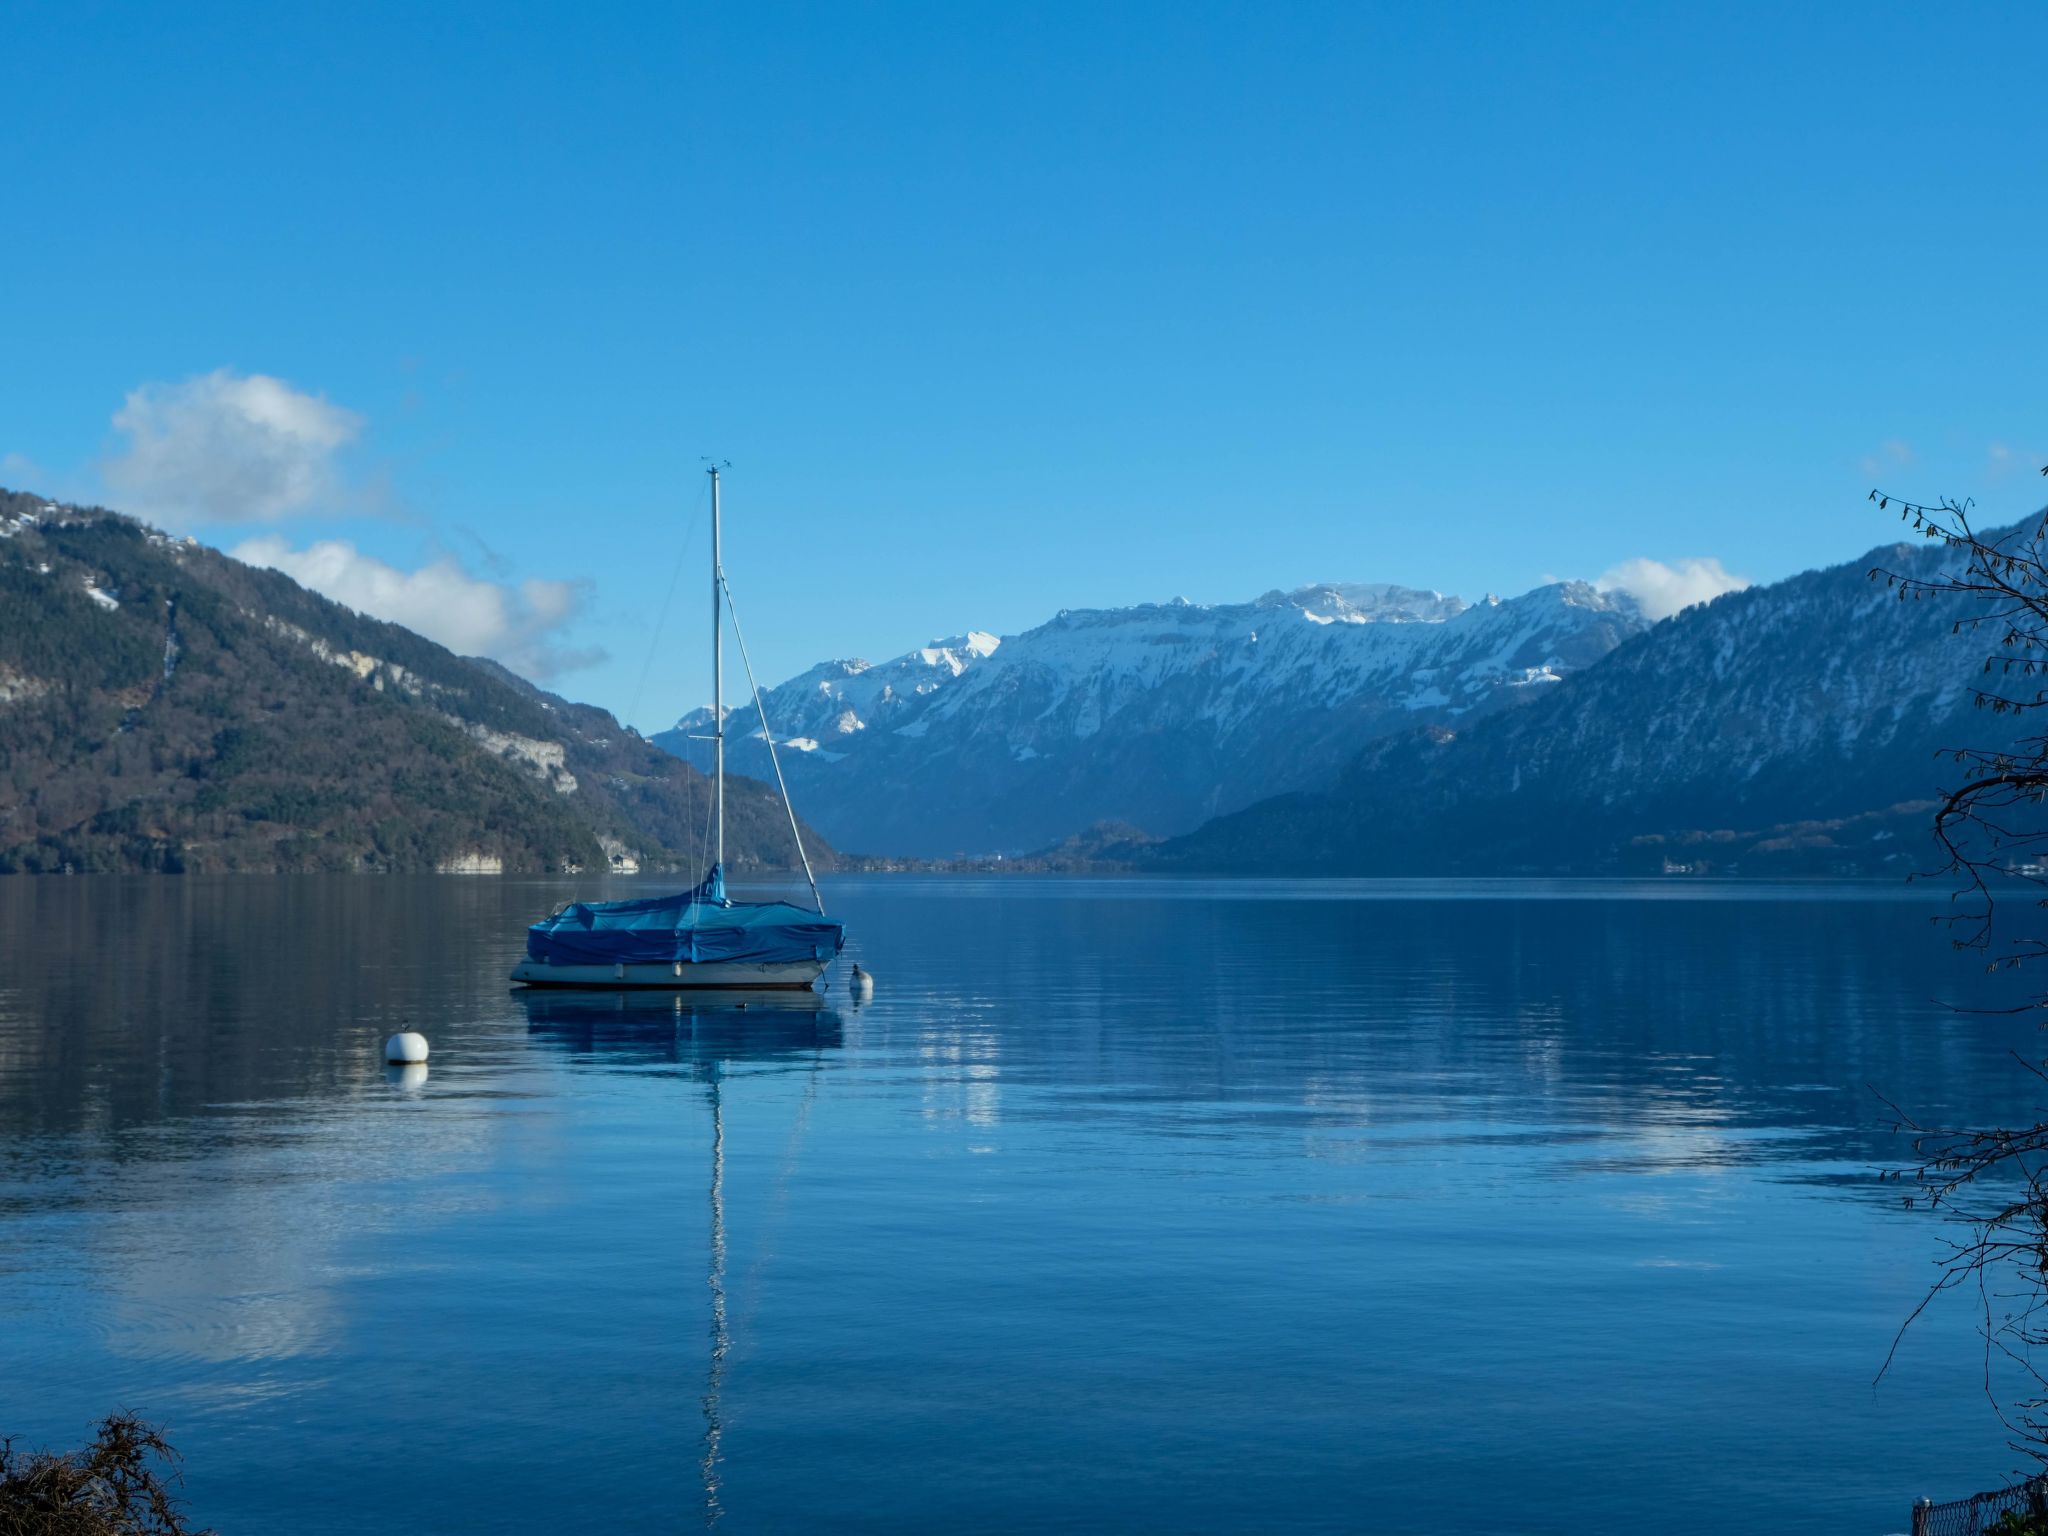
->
509, 468, 846, 990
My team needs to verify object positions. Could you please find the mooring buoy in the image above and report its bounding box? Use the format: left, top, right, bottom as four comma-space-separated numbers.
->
385, 1031, 430, 1064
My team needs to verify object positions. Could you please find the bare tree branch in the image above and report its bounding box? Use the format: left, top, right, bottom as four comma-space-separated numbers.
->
1874, 473, 2048, 1461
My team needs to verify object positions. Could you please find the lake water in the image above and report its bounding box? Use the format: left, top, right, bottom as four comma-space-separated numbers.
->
1, 876, 2042, 1533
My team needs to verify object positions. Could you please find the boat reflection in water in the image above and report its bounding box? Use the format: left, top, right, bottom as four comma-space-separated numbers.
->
517, 986, 841, 1529
518, 985, 844, 1067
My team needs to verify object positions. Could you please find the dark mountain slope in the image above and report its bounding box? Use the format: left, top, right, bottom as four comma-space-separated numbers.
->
0, 489, 830, 874
1144, 524, 2032, 875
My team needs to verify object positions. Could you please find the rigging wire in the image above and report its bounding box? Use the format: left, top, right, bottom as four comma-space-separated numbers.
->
616, 476, 716, 892
624, 483, 707, 740
735, 1057, 824, 1340
718, 573, 826, 914
694, 742, 716, 904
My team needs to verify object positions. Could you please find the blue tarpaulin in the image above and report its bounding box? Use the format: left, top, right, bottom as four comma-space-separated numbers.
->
524, 866, 845, 968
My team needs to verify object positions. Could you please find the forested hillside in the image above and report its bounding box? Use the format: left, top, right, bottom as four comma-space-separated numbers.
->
0, 489, 831, 874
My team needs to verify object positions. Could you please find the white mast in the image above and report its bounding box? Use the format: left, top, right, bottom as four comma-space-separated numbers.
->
709, 465, 724, 874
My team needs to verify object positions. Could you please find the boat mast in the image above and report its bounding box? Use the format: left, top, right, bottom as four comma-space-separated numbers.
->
710, 465, 724, 873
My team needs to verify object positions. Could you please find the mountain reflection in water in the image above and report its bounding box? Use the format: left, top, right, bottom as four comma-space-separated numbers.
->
0, 875, 2042, 1534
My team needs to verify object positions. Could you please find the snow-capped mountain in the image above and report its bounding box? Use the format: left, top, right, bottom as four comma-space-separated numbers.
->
1149, 524, 2037, 875
656, 577, 1646, 856
669, 631, 1003, 762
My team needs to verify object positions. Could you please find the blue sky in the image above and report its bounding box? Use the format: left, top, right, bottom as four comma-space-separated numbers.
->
4, 1, 2044, 726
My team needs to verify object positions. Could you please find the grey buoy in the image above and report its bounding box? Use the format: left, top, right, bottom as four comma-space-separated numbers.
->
385, 1031, 430, 1064
849, 963, 875, 998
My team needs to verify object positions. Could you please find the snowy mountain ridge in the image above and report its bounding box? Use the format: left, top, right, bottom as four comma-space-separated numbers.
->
1146, 523, 2041, 875
658, 575, 1646, 856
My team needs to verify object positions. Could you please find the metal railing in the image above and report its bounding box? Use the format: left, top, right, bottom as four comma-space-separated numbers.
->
1913, 1474, 2048, 1536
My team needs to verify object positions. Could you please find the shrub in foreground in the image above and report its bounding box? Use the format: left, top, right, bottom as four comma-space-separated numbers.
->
0, 1414, 210, 1536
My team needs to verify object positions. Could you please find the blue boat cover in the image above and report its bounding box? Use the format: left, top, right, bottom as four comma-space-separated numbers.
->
525, 866, 845, 968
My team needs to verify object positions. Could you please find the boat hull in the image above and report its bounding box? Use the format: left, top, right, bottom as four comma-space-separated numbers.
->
510, 956, 830, 990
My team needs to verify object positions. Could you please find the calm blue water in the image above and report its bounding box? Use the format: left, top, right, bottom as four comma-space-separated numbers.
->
0, 876, 2041, 1533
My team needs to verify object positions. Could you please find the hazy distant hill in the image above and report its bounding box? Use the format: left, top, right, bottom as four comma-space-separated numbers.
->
1142, 523, 2033, 876
0, 488, 830, 874
658, 579, 1646, 856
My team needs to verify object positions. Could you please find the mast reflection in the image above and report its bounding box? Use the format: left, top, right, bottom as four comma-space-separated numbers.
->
517, 987, 841, 1527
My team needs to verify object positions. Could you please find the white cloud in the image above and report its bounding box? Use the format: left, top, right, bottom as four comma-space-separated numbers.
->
1987, 442, 2047, 483
233, 535, 603, 680
2, 450, 51, 487
105, 369, 362, 526
1597, 557, 1749, 622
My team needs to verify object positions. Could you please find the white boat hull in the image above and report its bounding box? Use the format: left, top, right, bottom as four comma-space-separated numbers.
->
510, 956, 830, 990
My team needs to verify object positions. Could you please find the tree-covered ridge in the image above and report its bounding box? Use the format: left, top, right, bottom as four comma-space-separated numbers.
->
0, 489, 831, 874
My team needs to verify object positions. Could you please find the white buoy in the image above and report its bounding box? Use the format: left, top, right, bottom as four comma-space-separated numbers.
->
849, 963, 875, 998
385, 1031, 430, 1064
